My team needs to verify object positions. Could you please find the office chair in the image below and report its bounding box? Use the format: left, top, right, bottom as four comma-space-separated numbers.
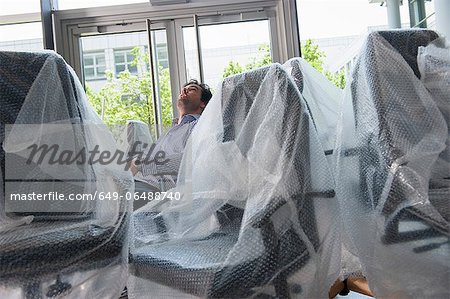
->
128, 64, 340, 298
335, 30, 449, 297
126, 120, 154, 155
0, 51, 132, 298
122, 120, 159, 210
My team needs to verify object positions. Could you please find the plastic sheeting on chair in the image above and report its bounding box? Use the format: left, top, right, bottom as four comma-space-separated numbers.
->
0, 51, 133, 299
128, 64, 341, 298
334, 30, 449, 298
283, 58, 342, 155
125, 120, 154, 155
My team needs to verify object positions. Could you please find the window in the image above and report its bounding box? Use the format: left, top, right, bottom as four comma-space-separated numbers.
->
0, 0, 41, 15
83, 52, 106, 80
0, 22, 43, 52
0, 0, 42, 52
114, 49, 138, 76
144, 30, 169, 70
79, 31, 171, 135
57, 0, 147, 10
296, 0, 411, 85
183, 20, 272, 90
55, 1, 298, 135
409, 0, 436, 29
156, 44, 169, 69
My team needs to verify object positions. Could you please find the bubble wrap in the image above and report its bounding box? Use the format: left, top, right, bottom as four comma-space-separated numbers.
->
283, 58, 343, 154
0, 51, 132, 299
418, 38, 450, 183
128, 63, 341, 298
334, 30, 449, 298
124, 120, 154, 154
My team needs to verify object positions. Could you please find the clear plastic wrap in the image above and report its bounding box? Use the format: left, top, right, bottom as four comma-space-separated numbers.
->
283, 58, 343, 153
418, 38, 450, 183
0, 51, 132, 298
129, 63, 342, 298
124, 120, 154, 155
334, 30, 449, 298
119, 120, 155, 185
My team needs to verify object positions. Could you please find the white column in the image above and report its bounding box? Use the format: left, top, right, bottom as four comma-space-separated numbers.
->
386, 0, 401, 29
434, 0, 450, 39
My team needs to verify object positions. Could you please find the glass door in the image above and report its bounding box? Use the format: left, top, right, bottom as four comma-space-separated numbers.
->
179, 17, 273, 91
73, 9, 277, 141
80, 28, 172, 139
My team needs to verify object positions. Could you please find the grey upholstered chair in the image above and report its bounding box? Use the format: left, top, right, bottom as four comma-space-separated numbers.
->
129, 64, 338, 298
0, 51, 132, 299
335, 30, 449, 297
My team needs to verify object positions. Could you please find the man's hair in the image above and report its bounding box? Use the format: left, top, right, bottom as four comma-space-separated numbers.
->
184, 79, 212, 104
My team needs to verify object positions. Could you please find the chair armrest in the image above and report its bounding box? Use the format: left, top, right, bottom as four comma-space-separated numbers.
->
250, 190, 335, 229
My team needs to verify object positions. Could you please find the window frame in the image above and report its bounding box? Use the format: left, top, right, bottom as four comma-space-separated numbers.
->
0, 13, 43, 51
53, 0, 300, 135
83, 51, 107, 80
53, 0, 300, 88
113, 48, 139, 76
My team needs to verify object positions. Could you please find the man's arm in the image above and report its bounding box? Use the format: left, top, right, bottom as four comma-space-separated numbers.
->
132, 153, 183, 178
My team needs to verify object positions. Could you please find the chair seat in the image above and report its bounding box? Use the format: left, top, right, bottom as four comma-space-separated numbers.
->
130, 231, 239, 297
0, 217, 127, 285
132, 232, 238, 269
130, 223, 301, 298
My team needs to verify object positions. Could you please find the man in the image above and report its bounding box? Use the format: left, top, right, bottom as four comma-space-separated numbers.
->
176, 79, 211, 124
130, 79, 212, 192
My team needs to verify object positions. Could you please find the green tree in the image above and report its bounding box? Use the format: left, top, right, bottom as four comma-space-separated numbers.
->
222, 44, 272, 79
300, 39, 325, 73
221, 40, 345, 89
85, 46, 172, 128
325, 68, 346, 89
245, 44, 272, 70
301, 39, 346, 89
222, 61, 244, 78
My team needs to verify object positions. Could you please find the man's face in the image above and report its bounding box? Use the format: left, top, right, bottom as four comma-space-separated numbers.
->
177, 83, 205, 115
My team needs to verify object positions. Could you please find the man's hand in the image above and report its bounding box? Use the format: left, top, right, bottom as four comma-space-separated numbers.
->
176, 97, 187, 122
129, 159, 139, 176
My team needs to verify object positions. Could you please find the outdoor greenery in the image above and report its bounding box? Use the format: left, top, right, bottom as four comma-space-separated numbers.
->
222, 44, 272, 78
86, 47, 172, 127
85, 40, 345, 127
222, 39, 346, 89
301, 39, 326, 73
301, 39, 346, 89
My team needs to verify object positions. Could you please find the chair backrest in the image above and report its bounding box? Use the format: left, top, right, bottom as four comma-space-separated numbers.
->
0, 50, 132, 298
0, 51, 93, 220
352, 30, 445, 212
1, 52, 53, 188
335, 29, 449, 298
417, 36, 450, 181
417, 37, 450, 226
377, 30, 439, 78
186, 64, 338, 297
126, 120, 153, 153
